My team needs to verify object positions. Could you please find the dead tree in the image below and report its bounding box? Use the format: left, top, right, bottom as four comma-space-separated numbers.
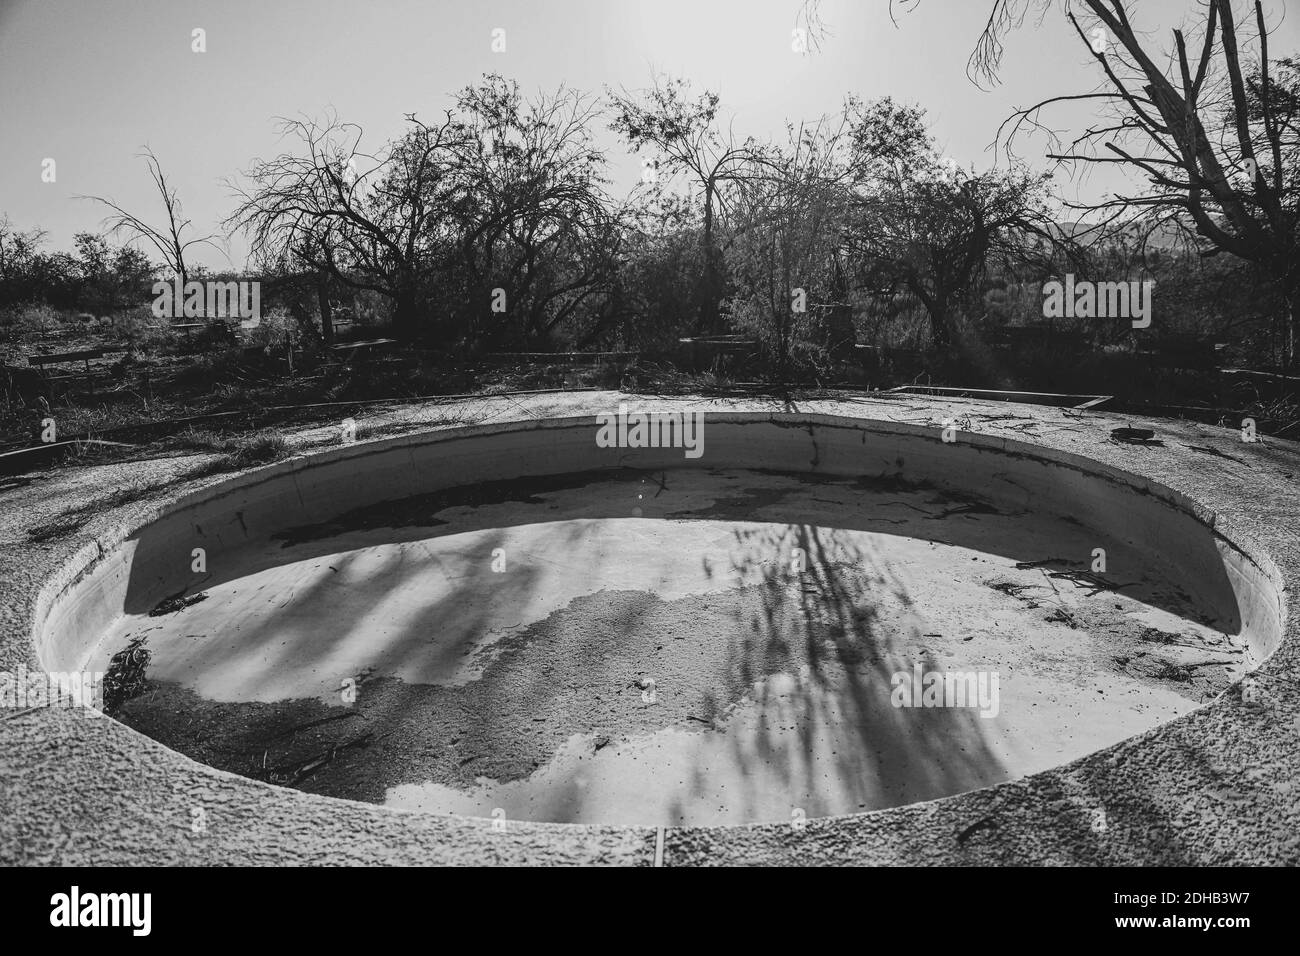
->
82, 147, 220, 287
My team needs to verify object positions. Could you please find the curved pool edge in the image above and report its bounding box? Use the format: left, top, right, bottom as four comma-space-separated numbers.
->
3, 395, 1298, 866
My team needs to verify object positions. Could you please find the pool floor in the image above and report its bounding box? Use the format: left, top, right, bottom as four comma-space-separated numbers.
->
92, 469, 1243, 825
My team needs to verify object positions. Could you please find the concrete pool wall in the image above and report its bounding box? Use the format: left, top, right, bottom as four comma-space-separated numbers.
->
38, 412, 1283, 679
5, 396, 1299, 865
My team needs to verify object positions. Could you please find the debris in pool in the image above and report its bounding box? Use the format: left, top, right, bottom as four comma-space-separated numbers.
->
148, 591, 208, 616
1045, 608, 1079, 628
275, 733, 373, 785
1045, 569, 1137, 595
102, 635, 152, 712
989, 580, 1037, 598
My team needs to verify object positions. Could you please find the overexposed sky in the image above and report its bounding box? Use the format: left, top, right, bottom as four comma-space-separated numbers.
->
1, 0, 1295, 267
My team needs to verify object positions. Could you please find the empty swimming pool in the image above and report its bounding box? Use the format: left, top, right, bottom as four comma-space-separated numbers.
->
40, 412, 1280, 827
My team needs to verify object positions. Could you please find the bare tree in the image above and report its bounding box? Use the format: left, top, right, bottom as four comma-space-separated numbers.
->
996, 0, 1299, 365
609, 75, 763, 336
727, 123, 852, 375
800, 0, 1300, 367
850, 158, 1059, 351
226, 110, 470, 340
723, 101, 915, 371
446, 76, 619, 348
0, 215, 47, 285
230, 79, 616, 348
82, 147, 220, 287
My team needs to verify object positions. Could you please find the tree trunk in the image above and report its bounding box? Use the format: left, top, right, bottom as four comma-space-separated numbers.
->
316, 271, 334, 346
286, 298, 319, 344
391, 283, 420, 341
912, 282, 952, 351
930, 310, 952, 351
826, 257, 857, 360
698, 184, 720, 336
1284, 287, 1297, 376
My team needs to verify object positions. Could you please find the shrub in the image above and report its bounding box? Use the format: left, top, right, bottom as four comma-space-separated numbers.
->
177, 429, 294, 478
220, 430, 291, 468
240, 305, 296, 349
9, 302, 61, 337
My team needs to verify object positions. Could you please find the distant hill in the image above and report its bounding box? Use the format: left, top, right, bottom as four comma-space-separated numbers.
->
1051, 218, 1199, 251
